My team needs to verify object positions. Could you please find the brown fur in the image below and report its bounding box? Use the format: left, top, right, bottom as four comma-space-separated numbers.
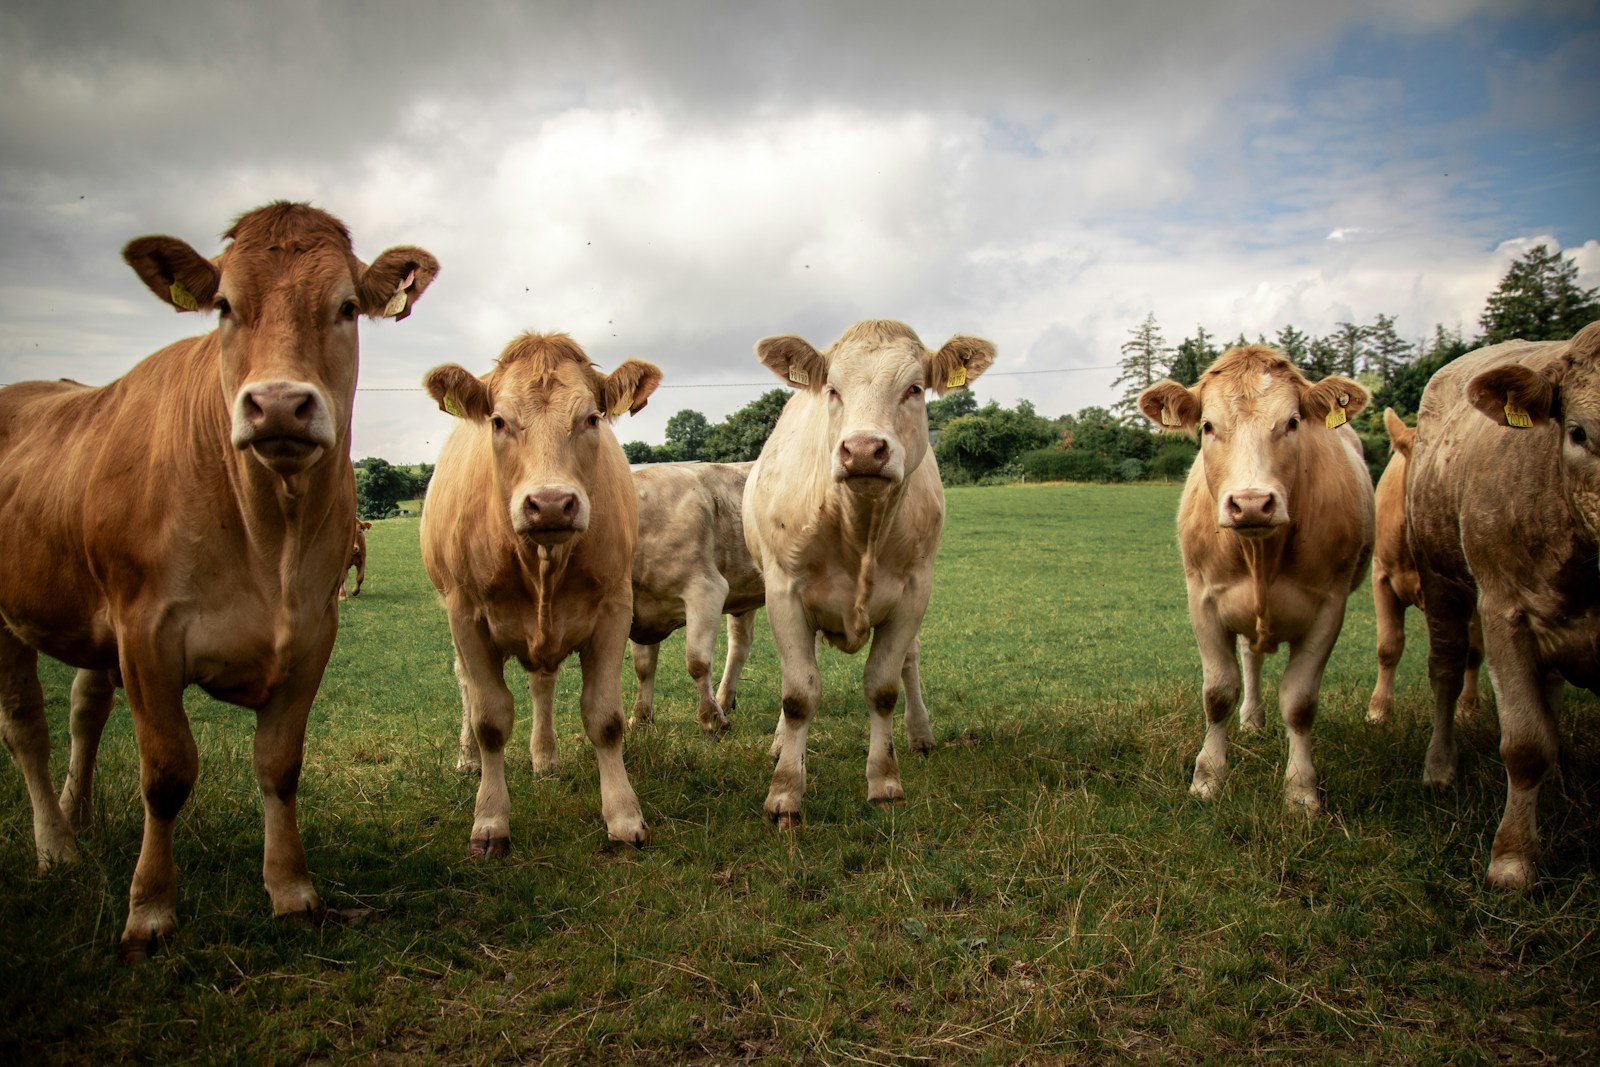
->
0, 202, 437, 955
1407, 322, 1600, 887
341, 520, 372, 599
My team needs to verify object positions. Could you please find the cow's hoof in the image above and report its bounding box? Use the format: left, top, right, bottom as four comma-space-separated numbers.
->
529, 752, 559, 776
720, 693, 738, 712
1487, 854, 1535, 890
909, 735, 935, 757
118, 934, 162, 965
469, 834, 511, 859
628, 707, 653, 729
1365, 703, 1390, 725
769, 810, 801, 830
1286, 790, 1323, 816
868, 780, 905, 807
606, 817, 649, 847
35, 837, 82, 872
269, 884, 322, 919
700, 712, 731, 736
1189, 777, 1223, 802
455, 756, 482, 777
1456, 696, 1480, 720
1422, 764, 1457, 790
1239, 715, 1265, 733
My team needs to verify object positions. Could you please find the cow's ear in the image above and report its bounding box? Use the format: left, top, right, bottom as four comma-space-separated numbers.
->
927, 335, 997, 396
423, 364, 493, 420
123, 236, 221, 313
1383, 407, 1417, 458
756, 335, 829, 391
1303, 376, 1369, 424
359, 246, 440, 321
601, 360, 663, 418
1138, 380, 1201, 431
1467, 364, 1561, 427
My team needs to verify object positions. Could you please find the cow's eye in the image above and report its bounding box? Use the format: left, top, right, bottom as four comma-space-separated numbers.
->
1287, 414, 1300, 431
1572, 424, 1589, 447
338, 299, 359, 320
826, 386, 840, 401
585, 412, 602, 430
1201, 420, 1214, 436
490, 414, 508, 433
214, 296, 232, 317
905, 384, 923, 400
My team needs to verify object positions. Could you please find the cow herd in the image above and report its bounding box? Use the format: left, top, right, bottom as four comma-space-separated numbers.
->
0, 201, 1595, 961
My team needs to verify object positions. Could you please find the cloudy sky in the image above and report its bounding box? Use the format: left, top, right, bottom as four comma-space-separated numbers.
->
2, 0, 1596, 462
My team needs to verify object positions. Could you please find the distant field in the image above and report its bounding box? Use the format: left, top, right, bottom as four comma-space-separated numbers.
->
2, 483, 1596, 1062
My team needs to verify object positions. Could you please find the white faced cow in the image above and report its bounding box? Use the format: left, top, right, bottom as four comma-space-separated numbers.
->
0, 202, 437, 958
1140, 345, 1374, 812
421, 333, 659, 856
744, 320, 993, 827
1407, 322, 1600, 887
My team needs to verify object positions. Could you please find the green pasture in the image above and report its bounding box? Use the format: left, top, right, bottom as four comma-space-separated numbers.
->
2, 483, 1596, 1063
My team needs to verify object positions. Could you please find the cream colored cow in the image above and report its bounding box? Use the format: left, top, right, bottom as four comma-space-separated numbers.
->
744, 319, 993, 827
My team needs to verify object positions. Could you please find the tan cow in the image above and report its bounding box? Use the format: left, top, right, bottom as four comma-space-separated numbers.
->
745, 320, 993, 826
0, 202, 437, 958
421, 333, 659, 855
1139, 346, 1373, 812
628, 461, 764, 734
453, 459, 764, 775
1407, 322, 1600, 888
340, 520, 373, 600
1367, 408, 1480, 723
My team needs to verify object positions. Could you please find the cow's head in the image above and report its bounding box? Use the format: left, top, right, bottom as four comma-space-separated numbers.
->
123, 202, 438, 477
1140, 345, 1367, 536
424, 333, 660, 547
1467, 320, 1600, 549
756, 320, 994, 495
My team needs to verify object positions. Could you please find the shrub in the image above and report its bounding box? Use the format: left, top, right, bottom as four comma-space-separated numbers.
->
1017, 448, 1115, 483
1116, 458, 1145, 483
1148, 440, 1198, 481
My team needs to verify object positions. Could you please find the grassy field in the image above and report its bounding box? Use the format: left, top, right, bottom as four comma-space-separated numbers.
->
2, 483, 1597, 1063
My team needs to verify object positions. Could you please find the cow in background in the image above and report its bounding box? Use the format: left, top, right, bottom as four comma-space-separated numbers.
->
744, 320, 991, 827
1407, 323, 1600, 887
422, 333, 658, 854
341, 520, 373, 600
1367, 408, 1481, 724
1139, 346, 1373, 812
0, 202, 437, 958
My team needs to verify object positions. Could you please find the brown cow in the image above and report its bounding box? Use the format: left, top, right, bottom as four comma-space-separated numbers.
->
340, 520, 373, 600
1407, 323, 1600, 888
1139, 346, 1373, 812
421, 333, 659, 855
0, 202, 437, 958
744, 320, 993, 826
628, 461, 765, 734
1367, 408, 1481, 724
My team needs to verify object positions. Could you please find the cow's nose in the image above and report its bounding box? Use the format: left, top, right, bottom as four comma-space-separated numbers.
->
522, 488, 579, 530
1225, 490, 1277, 525
838, 434, 891, 476
242, 382, 319, 439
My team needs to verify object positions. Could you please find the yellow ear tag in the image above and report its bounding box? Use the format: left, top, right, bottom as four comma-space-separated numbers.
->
1325, 405, 1348, 430
1504, 400, 1532, 428
1161, 406, 1181, 428
169, 281, 199, 311
608, 398, 630, 418
946, 364, 968, 389
787, 367, 809, 386
383, 289, 408, 318
442, 393, 464, 418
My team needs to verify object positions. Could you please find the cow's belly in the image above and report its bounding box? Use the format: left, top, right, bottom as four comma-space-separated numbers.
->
800, 568, 910, 640
629, 588, 686, 644
1207, 578, 1327, 648
186, 602, 335, 707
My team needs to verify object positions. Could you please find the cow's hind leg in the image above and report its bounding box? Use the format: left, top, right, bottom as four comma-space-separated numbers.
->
684, 579, 733, 735
453, 654, 481, 775
1457, 612, 1484, 719
251, 616, 336, 921
902, 637, 933, 755
579, 603, 647, 845
528, 668, 559, 774
715, 611, 756, 716
1189, 603, 1240, 801
60, 668, 117, 830
1368, 574, 1407, 724
0, 631, 78, 868
1481, 617, 1560, 889
1422, 598, 1473, 788
450, 617, 515, 857
629, 641, 659, 727
1238, 635, 1266, 731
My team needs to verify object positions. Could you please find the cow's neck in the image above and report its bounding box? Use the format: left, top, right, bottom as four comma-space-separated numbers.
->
827, 479, 908, 646
513, 539, 576, 666
1233, 522, 1293, 654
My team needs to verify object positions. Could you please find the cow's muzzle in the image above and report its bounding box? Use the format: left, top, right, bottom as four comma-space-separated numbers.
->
1219, 489, 1288, 534
835, 433, 899, 490
512, 485, 589, 546
231, 380, 336, 470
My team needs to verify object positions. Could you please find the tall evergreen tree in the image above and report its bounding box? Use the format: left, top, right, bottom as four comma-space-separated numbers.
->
1168, 325, 1217, 386
1111, 312, 1172, 420
1274, 324, 1310, 368
1304, 336, 1340, 378
1363, 313, 1412, 385
1480, 243, 1600, 343
1329, 322, 1367, 377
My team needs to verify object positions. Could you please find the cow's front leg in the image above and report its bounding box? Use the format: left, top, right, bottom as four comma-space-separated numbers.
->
902, 638, 933, 755
252, 614, 337, 920
764, 587, 819, 828
61, 668, 117, 830
1367, 573, 1407, 724
862, 611, 925, 807
449, 614, 515, 857
1278, 598, 1346, 814
715, 611, 756, 716
684, 578, 733, 734
528, 668, 560, 774
118, 639, 198, 960
0, 631, 78, 868
1480, 612, 1559, 889
580, 603, 647, 845
1188, 593, 1240, 801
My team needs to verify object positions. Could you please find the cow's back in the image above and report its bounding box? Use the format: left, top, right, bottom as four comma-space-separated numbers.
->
632, 462, 762, 641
